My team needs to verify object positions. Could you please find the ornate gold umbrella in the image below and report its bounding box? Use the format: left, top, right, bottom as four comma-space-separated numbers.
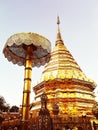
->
3, 32, 51, 129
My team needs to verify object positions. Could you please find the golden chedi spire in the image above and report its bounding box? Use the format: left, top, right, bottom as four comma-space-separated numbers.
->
56, 16, 63, 44
41, 16, 95, 87
33, 17, 96, 126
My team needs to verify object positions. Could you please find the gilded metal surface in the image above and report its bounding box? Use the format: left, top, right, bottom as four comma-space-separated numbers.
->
32, 18, 96, 120
3, 32, 51, 130
41, 20, 95, 86
3, 32, 51, 67
22, 46, 32, 123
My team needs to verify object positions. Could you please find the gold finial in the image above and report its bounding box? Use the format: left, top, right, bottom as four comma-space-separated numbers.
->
56, 16, 63, 44
57, 16, 60, 33
57, 16, 60, 25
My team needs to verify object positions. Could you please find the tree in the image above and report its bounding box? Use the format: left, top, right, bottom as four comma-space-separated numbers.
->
0, 96, 10, 112
10, 105, 19, 112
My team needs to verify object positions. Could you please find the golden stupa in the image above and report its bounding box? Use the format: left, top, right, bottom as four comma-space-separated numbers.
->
32, 17, 97, 129
1, 17, 98, 130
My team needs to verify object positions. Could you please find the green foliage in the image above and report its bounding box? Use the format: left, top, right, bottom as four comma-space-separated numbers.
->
9, 105, 19, 112
0, 95, 19, 113
0, 95, 10, 112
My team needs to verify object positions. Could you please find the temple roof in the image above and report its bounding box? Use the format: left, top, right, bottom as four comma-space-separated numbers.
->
40, 17, 95, 86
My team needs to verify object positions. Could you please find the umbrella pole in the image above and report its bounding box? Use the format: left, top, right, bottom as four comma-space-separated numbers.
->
21, 45, 33, 129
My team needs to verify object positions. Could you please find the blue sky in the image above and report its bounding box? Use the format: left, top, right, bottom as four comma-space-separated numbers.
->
0, 0, 98, 106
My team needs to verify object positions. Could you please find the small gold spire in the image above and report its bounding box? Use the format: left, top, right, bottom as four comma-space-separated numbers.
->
57, 16, 60, 33
57, 16, 60, 25
56, 16, 63, 45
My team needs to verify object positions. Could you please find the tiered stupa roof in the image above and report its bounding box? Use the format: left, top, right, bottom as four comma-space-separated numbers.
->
33, 17, 96, 122
41, 17, 95, 88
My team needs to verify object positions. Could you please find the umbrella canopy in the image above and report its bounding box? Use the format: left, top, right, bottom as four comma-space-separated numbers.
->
3, 32, 51, 67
